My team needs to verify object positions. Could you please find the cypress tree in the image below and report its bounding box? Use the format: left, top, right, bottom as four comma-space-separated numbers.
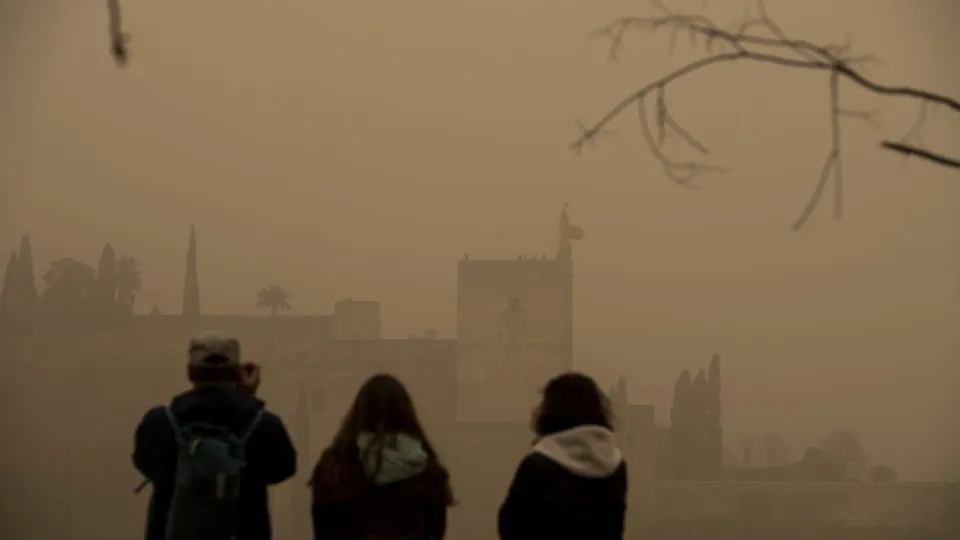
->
692, 368, 710, 476
670, 370, 694, 431
17, 235, 38, 314
670, 369, 694, 478
0, 251, 18, 316
95, 243, 118, 312
706, 353, 723, 472
182, 225, 200, 316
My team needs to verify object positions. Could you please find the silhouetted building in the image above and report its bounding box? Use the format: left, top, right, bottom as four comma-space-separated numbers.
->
456, 205, 581, 422
332, 298, 381, 340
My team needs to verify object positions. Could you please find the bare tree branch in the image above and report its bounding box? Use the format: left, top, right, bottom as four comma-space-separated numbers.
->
573, 0, 960, 230
881, 142, 960, 170
107, 0, 130, 67
791, 71, 842, 231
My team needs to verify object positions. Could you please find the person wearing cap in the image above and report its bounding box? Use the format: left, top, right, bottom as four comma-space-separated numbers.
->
132, 331, 297, 540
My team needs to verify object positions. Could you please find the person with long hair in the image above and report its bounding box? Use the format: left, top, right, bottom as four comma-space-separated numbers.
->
498, 372, 627, 540
309, 373, 454, 540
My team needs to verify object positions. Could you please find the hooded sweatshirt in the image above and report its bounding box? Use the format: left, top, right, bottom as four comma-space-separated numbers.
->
498, 425, 628, 540
358, 432, 429, 485
311, 432, 448, 540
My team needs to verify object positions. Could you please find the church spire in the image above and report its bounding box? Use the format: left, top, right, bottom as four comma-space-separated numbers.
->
182, 224, 201, 316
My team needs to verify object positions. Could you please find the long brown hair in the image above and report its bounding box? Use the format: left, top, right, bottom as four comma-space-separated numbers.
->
532, 372, 613, 438
309, 373, 454, 505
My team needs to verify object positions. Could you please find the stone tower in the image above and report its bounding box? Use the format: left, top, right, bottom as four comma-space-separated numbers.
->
456, 205, 583, 422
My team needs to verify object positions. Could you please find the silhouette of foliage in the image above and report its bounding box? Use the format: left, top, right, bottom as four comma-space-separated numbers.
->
92, 244, 141, 316
95, 243, 118, 312
16, 235, 38, 314
796, 446, 851, 481
817, 430, 867, 476
573, 0, 960, 230
116, 255, 142, 314
705, 354, 722, 470
727, 450, 851, 482
40, 258, 97, 316
256, 285, 293, 315
761, 432, 791, 467
868, 464, 898, 484
668, 354, 725, 479
2, 237, 140, 322
0, 251, 18, 316
669, 369, 703, 478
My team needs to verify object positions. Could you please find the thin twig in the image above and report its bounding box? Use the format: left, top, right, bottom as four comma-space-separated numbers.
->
881, 142, 960, 170
575, 0, 960, 230
791, 71, 842, 231
107, 0, 130, 67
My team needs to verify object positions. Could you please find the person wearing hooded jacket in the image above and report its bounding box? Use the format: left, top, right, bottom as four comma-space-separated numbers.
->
310, 373, 455, 540
498, 372, 627, 540
132, 331, 298, 540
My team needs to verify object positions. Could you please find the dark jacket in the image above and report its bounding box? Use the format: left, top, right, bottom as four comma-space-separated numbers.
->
133, 384, 297, 540
498, 425, 627, 540
312, 433, 448, 540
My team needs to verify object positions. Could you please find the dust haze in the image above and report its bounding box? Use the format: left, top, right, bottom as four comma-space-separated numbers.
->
1, 0, 958, 538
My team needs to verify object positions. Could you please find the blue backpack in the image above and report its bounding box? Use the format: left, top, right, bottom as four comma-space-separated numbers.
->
138, 407, 263, 540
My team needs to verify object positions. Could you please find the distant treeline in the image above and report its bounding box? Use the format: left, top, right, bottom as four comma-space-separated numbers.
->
611, 354, 901, 484
0, 235, 143, 322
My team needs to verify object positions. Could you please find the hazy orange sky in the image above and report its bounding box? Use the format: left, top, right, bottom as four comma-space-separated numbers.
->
2, 0, 958, 480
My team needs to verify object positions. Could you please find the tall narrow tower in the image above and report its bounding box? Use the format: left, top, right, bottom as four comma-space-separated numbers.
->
182, 224, 201, 317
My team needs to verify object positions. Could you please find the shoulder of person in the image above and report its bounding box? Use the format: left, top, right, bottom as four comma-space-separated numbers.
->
515, 451, 560, 479
140, 405, 170, 424
612, 460, 628, 484
521, 451, 629, 482
256, 407, 285, 425
247, 407, 286, 434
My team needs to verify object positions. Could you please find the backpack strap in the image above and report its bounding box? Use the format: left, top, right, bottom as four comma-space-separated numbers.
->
163, 406, 185, 445
164, 405, 262, 442
240, 409, 265, 443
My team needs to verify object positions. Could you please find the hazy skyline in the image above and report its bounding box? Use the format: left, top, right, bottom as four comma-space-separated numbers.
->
2, 0, 958, 480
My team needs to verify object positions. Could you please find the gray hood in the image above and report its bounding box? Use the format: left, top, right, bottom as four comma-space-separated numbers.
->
533, 425, 623, 478
357, 432, 429, 485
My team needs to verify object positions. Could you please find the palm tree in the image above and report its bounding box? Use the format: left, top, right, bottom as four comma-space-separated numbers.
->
256, 285, 292, 315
